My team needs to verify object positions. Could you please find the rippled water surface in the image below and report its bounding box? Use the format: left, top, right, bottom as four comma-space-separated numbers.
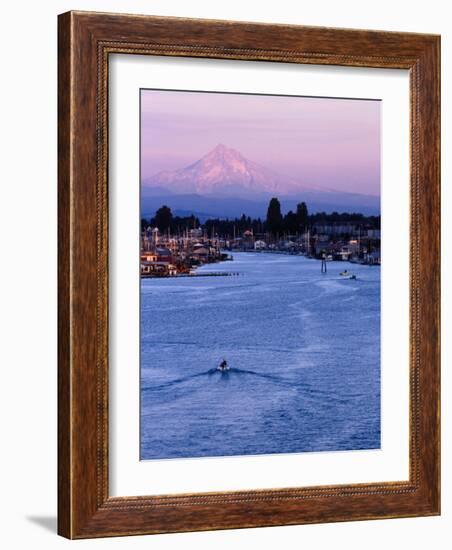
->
140, 252, 380, 459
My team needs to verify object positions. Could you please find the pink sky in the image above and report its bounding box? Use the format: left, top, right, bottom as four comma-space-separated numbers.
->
141, 89, 381, 196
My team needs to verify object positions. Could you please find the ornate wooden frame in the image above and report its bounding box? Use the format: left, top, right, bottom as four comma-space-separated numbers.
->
58, 11, 440, 539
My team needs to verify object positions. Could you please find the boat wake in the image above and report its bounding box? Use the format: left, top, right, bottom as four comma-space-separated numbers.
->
142, 366, 354, 404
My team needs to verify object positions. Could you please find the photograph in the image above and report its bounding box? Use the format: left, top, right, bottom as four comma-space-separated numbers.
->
139, 89, 382, 460
0, 0, 443, 544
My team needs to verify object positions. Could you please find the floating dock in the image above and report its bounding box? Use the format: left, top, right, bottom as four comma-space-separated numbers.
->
178, 271, 240, 278
142, 271, 240, 279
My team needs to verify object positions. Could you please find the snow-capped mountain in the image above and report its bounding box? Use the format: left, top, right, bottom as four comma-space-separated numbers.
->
144, 144, 316, 197
141, 144, 380, 218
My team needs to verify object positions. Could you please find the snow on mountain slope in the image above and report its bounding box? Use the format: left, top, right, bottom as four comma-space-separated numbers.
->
144, 144, 320, 196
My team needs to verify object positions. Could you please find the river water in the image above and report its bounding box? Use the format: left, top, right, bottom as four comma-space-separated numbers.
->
140, 252, 380, 460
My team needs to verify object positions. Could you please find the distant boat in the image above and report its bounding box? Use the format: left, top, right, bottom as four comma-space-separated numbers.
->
217, 359, 229, 372
340, 269, 357, 280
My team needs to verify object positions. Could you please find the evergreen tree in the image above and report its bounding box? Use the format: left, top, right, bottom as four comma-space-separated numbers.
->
284, 210, 298, 235
266, 197, 283, 236
153, 205, 173, 232
296, 202, 308, 231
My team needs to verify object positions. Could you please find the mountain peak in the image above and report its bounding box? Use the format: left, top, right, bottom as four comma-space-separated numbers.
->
145, 145, 313, 197
204, 143, 243, 161
212, 143, 229, 152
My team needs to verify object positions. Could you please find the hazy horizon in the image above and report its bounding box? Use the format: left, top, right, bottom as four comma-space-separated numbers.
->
141, 89, 381, 197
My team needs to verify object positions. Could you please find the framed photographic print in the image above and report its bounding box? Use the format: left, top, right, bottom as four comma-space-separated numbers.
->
58, 11, 440, 538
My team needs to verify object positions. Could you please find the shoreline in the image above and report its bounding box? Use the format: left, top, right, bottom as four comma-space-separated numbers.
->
223, 249, 381, 267
142, 270, 240, 279
141, 249, 380, 280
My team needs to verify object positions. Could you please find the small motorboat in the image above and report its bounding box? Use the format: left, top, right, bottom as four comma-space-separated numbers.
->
217, 359, 229, 372
340, 270, 349, 276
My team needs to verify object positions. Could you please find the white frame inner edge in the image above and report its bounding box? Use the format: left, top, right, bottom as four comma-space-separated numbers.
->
109, 54, 409, 497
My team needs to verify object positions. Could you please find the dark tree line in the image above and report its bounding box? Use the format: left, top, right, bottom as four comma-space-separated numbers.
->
204, 215, 265, 237
308, 211, 380, 228
266, 198, 308, 235
142, 205, 200, 233
141, 198, 380, 238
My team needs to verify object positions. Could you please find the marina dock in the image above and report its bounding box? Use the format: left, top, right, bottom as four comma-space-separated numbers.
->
142, 271, 240, 279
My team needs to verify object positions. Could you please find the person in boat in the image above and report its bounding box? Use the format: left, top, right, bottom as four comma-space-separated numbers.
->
218, 359, 228, 371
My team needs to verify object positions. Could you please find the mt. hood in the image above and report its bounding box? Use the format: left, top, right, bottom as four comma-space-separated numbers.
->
144, 144, 318, 197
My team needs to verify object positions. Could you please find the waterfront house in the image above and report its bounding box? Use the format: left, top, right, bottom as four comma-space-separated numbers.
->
348, 239, 360, 251
141, 252, 158, 262
189, 227, 203, 238
335, 246, 352, 261
191, 246, 210, 260
141, 261, 177, 277
313, 223, 358, 236
254, 240, 267, 250
364, 250, 381, 265
155, 247, 173, 263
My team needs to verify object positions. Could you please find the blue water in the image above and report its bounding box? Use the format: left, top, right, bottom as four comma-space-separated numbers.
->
140, 252, 380, 460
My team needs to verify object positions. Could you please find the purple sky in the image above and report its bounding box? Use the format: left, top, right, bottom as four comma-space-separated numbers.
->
141, 89, 381, 196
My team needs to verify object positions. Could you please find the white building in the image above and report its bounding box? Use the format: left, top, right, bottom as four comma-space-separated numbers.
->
254, 240, 267, 250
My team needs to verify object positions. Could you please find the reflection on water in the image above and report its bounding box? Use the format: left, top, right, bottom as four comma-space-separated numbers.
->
140, 252, 380, 460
